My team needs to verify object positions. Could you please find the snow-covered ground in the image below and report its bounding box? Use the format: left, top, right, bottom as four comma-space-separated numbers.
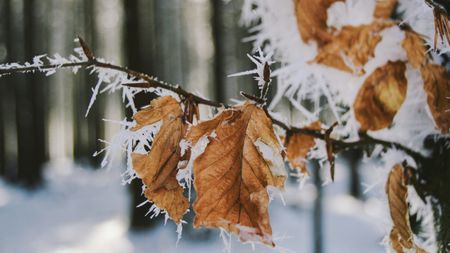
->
0, 159, 387, 253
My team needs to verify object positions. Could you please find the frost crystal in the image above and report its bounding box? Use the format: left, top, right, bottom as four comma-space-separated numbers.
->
176, 132, 215, 201
228, 48, 274, 95
254, 138, 286, 177
96, 118, 161, 185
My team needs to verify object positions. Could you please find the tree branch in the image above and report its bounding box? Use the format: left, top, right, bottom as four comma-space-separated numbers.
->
0, 39, 429, 164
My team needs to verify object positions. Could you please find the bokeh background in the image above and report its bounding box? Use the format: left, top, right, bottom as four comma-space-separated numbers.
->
0, 1, 387, 252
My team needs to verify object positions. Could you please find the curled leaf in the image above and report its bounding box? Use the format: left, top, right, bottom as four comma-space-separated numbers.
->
314, 21, 394, 74
325, 122, 338, 181
432, 6, 450, 49
188, 102, 285, 246
386, 164, 428, 253
402, 30, 428, 69
131, 96, 189, 223
421, 64, 450, 133
183, 97, 200, 124
285, 121, 321, 175
353, 61, 407, 131
373, 0, 397, 19
295, 0, 343, 45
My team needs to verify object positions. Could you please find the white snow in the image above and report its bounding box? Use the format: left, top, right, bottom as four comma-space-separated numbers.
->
327, 0, 376, 29
0, 159, 389, 253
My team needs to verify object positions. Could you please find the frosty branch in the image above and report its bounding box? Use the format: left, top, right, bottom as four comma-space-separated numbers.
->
0, 37, 427, 165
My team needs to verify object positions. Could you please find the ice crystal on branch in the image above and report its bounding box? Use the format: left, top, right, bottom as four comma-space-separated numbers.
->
228, 48, 274, 100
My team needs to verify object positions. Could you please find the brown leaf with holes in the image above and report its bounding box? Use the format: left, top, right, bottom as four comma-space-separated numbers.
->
353, 61, 407, 131
373, 0, 397, 19
188, 102, 286, 246
295, 0, 343, 45
386, 164, 428, 253
285, 121, 321, 175
131, 96, 189, 223
421, 64, 450, 133
402, 30, 428, 69
314, 21, 394, 74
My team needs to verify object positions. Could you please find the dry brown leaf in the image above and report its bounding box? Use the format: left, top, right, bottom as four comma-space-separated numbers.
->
421, 64, 450, 133
285, 121, 321, 175
432, 7, 450, 49
188, 102, 286, 246
386, 164, 428, 253
314, 21, 394, 74
131, 96, 189, 223
402, 30, 428, 69
295, 0, 343, 45
353, 61, 407, 131
325, 122, 338, 181
373, 0, 397, 19
184, 99, 200, 124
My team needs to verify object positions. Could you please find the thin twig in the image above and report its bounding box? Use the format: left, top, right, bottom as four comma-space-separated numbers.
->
260, 62, 271, 101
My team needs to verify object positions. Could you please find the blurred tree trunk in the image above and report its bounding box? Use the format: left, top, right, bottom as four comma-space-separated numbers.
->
73, 0, 104, 166
124, 0, 160, 230
13, 0, 44, 187
0, 0, 6, 176
419, 135, 450, 253
28, 0, 48, 183
1, 0, 44, 187
3, 0, 18, 181
312, 161, 323, 253
211, 0, 254, 103
341, 149, 362, 199
1, 0, 18, 181
211, 0, 225, 103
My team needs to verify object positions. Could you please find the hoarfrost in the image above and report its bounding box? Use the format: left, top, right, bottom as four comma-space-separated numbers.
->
254, 138, 286, 177
327, 0, 375, 29
398, 0, 450, 53
95, 118, 161, 185
176, 132, 215, 201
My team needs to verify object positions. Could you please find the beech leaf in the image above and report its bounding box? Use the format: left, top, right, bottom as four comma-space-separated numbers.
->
373, 0, 397, 19
187, 102, 286, 246
285, 121, 321, 176
313, 21, 394, 74
353, 61, 407, 131
294, 0, 343, 45
325, 122, 338, 181
432, 7, 450, 49
402, 30, 428, 69
386, 164, 428, 253
131, 96, 189, 223
420, 64, 450, 133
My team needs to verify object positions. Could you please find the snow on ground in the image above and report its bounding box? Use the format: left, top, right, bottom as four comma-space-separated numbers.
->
0, 159, 386, 253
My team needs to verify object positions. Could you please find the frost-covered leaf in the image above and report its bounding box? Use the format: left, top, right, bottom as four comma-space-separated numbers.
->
420, 64, 450, 133
188, 102, 285, 246
431, 5, 450, 49
314, 21, 395, 74
285, 121, 321, 176
373, 0, 397, 19
353, 61, 407, 131
402, 30, 428, 69
294, 0, 343, 45
386, 164, 428, 253
131, 96, 189, 223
